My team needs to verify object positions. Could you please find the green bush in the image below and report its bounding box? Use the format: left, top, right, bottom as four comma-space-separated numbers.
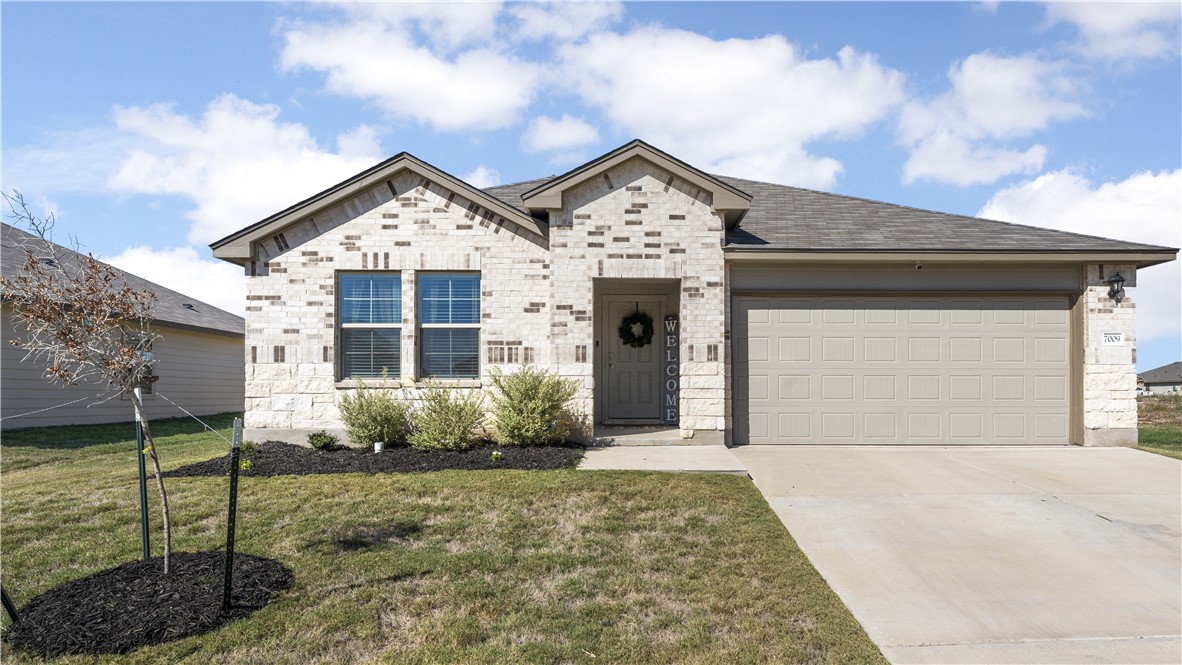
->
488, 365, 579, 446
408, 381, 486, 451
307, 429, 341, 451
337, 379, 412, 446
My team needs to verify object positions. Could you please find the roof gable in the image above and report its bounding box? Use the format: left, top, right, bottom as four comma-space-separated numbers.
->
210, 153, 547, 264
519, 140, 751, 226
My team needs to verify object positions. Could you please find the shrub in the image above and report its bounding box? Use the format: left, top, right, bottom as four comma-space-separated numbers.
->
488, 365, 579, 446
337, 379, 412, 446
408, 381, 486, 451
307, 429, 341, 451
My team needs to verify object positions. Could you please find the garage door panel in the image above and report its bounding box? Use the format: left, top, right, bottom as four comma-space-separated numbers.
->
734, 296, 1070, 445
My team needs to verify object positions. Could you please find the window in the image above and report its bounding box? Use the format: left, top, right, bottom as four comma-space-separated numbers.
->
339, 273, 401, 378
419, 273, 480, 379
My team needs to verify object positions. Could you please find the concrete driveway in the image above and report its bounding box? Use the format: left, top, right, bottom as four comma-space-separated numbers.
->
732, 446, 1182, 664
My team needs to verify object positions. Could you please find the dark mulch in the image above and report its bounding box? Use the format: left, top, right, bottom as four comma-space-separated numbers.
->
165, 441, 584, 478
4, 551, 293, 658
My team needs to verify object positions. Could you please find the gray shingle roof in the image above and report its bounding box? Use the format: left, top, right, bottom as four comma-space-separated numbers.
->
1138, 362, 1182, 385
483, 177, 553, 215
483, 174, 1175, 254
2, 223, 244, 337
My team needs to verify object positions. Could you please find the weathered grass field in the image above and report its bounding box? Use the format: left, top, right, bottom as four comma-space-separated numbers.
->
1138, 393, 1182, 460
1, 415, 884, 664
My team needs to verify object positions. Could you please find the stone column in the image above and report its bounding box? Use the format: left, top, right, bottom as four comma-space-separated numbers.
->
1081, 264, 1138, 446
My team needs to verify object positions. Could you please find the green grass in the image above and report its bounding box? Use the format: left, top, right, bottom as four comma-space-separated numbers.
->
1137, 394, 1182, 461
1, 416, 884, 664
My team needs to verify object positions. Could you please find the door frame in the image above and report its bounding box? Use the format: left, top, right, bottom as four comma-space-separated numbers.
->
598, 294, 667, 425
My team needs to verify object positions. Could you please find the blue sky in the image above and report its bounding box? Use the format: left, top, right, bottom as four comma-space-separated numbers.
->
3, 1, 1179, 370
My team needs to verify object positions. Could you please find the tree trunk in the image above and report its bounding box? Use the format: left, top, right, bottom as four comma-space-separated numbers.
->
134, 396, 172, 575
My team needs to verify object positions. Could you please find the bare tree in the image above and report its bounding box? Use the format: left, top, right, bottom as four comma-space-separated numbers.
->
1, 191, 173, 573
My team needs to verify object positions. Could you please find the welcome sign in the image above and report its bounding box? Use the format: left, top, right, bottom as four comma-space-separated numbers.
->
664, 315, 679, 425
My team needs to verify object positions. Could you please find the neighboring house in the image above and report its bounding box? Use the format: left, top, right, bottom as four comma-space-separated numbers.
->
1138, 362, 1182, 395
2, 222, 245, 429
210, 140, 1177, 447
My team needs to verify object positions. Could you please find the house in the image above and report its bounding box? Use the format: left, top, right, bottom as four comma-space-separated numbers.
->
1138, 362, 1182, 395
210, 140, 1177, 447
2, 222, 246, 429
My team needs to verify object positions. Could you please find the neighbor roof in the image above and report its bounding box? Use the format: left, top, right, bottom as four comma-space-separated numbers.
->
2, 223, 244, 337
1138, 362, 1182, 385
485, 172, 1177, 259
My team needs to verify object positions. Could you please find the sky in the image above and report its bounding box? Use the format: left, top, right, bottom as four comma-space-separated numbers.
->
2, 1, 1180, 371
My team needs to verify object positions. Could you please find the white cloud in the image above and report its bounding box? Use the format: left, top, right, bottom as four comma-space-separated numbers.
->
341, 2, 504, 52
463, 165, 501, 188
979, 169, 1181, 341
558, 28, 905, 188
106, 93, 382, 245
522, 114, 600, 153
1046, 2, 1181, 61
280, 8, 541, 132
509, 1, 624, 41
105, 245, 246, 317
899, 52, 1086, 186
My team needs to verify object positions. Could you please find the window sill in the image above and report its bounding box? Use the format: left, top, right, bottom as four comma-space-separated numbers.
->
335, 379, 482, 389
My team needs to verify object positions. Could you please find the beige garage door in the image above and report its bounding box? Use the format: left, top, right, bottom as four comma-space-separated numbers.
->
734, 296, 1071, 444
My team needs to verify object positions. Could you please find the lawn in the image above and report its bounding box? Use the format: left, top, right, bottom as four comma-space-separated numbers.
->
0, 415, 884, 664
1137, 393, 1182, 460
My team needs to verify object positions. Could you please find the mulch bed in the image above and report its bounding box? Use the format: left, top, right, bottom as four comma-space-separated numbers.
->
4, 551, 293, 658
165, 441, 584, 478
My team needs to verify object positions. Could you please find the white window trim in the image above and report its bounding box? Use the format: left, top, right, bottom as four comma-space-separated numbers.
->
417, 272, 481, 380
337, 272, 403, 381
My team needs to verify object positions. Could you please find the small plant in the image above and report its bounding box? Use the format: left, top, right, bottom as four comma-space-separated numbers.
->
307, 429, 341, 451
238, 440, 259, 471
490, 450, 503, 463
408, 380, 486, 451
488, 365, 579, 446
337, 378, 412, 446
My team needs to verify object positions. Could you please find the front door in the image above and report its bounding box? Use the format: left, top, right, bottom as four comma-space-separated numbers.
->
602, 296, 664, 422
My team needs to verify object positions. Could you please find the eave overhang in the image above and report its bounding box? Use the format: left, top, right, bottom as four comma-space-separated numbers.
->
210, 153, 548, 265
521, 139, 752, 227
723, 248, 1179, 269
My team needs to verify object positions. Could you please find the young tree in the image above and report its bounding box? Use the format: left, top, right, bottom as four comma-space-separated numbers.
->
0, 191, 174, 573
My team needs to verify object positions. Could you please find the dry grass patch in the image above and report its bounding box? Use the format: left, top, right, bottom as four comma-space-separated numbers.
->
1137, 393, 1182, 460
2, 417, 883, 664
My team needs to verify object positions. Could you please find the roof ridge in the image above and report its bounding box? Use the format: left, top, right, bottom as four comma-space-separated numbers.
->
483, 176, 556, 191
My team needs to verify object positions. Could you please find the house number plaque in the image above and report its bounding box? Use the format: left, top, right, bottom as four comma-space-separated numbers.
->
664, 315, 680, 425
1102, 332, 1124, 346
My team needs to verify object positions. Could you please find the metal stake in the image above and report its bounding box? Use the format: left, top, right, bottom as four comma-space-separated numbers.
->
134, 387, 150, 560
1, 586, 18, 623
222, 418, 243, 611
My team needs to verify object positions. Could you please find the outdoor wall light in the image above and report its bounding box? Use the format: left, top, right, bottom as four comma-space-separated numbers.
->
1107, 272, 1126, 303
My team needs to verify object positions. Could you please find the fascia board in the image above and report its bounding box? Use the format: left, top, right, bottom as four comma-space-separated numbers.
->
723, 249, 1179, 268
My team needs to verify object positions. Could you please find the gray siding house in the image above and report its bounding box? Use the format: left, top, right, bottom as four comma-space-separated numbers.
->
2, 223, 245, 429
211, 141, 1177, 447
1138, 362, 1182, 395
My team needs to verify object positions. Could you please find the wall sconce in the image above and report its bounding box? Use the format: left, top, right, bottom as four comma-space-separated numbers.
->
1106, 272, 1126, 303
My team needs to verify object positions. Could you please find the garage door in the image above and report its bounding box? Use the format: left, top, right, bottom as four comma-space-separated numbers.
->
734, 296, 1071, 444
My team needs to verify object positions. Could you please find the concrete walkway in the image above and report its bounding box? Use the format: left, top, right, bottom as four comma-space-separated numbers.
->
733, 445, 1182, 664
578, 444, 747, 473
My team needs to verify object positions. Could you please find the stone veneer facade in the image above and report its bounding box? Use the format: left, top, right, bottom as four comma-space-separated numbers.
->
236, 154, 1150, 448
241, 157, 728, 442
1079, 263, 1138, 445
